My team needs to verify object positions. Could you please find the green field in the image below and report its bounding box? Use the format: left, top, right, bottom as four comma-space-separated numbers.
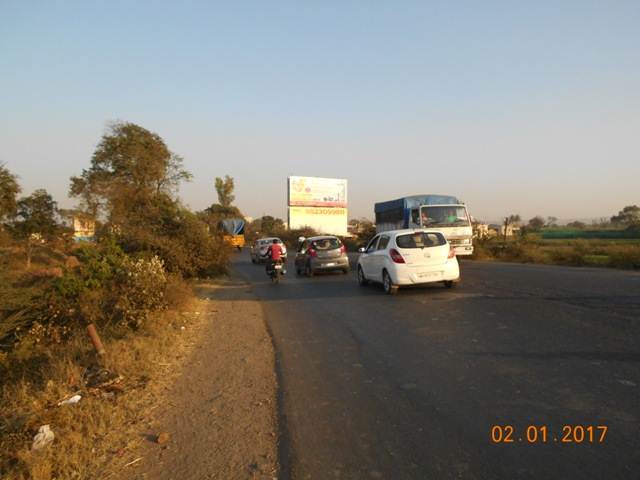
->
541, 229, 640, 240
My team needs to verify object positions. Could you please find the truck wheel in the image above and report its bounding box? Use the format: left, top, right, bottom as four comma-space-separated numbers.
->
383, 271, 398, 295
444, 280, 456, 289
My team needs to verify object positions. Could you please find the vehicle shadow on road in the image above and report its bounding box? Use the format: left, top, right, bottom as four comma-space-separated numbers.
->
222, 272, 464, 303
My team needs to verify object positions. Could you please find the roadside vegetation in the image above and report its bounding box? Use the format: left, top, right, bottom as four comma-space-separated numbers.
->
0, 122, 234, 479
245, 207, 640, 271
246, 216, 376, 253
471, 209, 640, 269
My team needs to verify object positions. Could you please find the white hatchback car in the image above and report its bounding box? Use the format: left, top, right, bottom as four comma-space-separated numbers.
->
356, 229, 460, 294
250, 237, 288, 263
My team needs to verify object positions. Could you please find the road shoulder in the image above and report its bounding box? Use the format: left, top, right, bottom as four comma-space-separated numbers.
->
112, 276, 279, 479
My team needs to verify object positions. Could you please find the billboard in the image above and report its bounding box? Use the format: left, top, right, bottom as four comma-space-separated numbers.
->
288, 176, 347, 208
288, 207, 348, 236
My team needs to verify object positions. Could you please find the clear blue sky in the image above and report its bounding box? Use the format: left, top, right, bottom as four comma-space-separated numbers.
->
1, 1, 638, 222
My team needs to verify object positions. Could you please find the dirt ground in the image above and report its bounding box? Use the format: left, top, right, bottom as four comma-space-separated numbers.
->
110, 276, 279, 480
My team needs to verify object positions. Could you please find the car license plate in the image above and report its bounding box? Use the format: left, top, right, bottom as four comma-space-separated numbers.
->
418, 271, 439, 278
325, 262, 335, 267
275, 264, 282, 269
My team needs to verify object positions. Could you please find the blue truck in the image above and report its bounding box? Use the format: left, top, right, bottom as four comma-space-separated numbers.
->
374, 194, 474, 256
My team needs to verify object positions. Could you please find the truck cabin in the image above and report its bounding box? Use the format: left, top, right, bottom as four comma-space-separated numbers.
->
410, 205, 470, 229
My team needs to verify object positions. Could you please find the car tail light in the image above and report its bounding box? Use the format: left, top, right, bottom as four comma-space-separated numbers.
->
307, 247, 317, 257
340, 245, 347, 254
448, 244, 456, 259
389, 248, 405, 264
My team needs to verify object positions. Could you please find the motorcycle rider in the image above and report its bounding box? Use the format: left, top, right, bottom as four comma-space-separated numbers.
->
264, 239, 284, 274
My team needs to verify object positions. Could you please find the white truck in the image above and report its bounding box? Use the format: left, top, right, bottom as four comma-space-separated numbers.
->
374, 194, 473, 256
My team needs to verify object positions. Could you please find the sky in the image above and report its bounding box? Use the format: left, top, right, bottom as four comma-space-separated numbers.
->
1, 1, 638, 223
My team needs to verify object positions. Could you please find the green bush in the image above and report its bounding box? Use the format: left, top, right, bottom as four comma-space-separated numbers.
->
12, 241, 171, 347
115, 207, 230, 277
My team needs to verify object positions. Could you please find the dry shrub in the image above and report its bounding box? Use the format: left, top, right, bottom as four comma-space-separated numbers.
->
606, 244, 640, 269
163, 274, 192, 309
113, 255, 167, 329
0, 297, 198, 480
470, 240, 493, 260
475, 238, 640, 269
116, 208, 230, 278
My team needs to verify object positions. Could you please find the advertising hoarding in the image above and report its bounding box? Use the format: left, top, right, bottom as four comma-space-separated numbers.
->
288, 207, 348, 236
288, 176, 347, 208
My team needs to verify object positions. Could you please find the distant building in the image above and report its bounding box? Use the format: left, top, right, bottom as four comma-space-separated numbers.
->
473, 223, 490, 238
488, 223, 520, 237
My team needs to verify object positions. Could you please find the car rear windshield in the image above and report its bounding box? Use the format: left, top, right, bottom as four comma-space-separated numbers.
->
311, 238, 342, 250
396, 232, 446, 249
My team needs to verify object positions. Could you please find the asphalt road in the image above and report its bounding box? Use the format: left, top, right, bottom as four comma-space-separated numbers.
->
233, 254, 640, 480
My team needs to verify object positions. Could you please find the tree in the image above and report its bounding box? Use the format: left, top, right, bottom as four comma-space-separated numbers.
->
214, 175, 235, 208
13, 189, 59, 268
527, 216, 545, 231
546, 216, 558, 227
0, 163, 21, 222
503, 214, 521, 242
611, 205, 640, 226
258, 216, 285, 234
198, 204, 244, 233
567, 221, 586, 229
204, 203, 242, 218
69, 122, 191, 221
348, 217, 376, 243
67, 122, 229, 276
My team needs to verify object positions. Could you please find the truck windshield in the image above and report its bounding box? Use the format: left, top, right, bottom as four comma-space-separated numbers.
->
420, 206, 470, 227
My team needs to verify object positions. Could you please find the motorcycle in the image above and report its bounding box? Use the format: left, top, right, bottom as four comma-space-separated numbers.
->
265, 258, 285, 284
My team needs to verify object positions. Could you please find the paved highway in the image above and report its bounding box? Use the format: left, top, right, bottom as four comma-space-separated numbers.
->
234, 254, 640, 480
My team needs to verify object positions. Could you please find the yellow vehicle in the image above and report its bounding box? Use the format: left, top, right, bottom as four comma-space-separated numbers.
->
219, 219, 246, 251
223, 233, 245, 250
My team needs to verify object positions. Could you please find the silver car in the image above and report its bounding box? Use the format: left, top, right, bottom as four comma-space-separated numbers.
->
295, 236, 349, 276
250, 237, 288, 263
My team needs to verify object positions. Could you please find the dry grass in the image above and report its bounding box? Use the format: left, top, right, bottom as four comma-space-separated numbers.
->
472, 237, 640, 269
0, 294, 200, 480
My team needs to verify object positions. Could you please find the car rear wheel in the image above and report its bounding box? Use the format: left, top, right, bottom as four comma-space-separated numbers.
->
357, 266, 368, 286
383, 270, 398, 295
305, 263, 315, 277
